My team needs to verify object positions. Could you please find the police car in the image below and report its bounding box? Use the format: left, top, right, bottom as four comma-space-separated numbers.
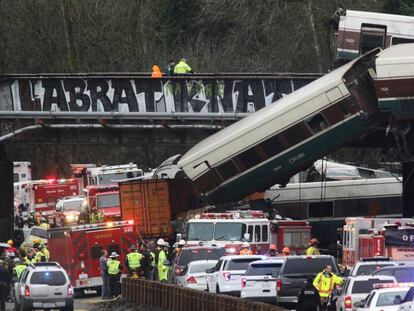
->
354, 285, 409, 311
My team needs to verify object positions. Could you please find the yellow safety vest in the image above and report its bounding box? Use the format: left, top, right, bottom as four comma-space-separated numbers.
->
32, 250, 46, 263
174, 61, 192, 74
13, 264, 26, 278
107, 259, 121, 275
23, 256, 31, 265
157, 250, 168, 281
313, 271, 342, 298
127, 252, 142, 269
150, 252, 155, 267
306, 246, 320, 256
43, 248, 50, 261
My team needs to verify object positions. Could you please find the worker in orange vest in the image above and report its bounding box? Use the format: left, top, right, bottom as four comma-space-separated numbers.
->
281, 246, 291, 256
151, 65, 162, 78
239, 242, 253, 255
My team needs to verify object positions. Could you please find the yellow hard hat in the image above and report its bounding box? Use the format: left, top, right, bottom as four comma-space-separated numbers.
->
7, 240, 13, 246
33, 238, 41, 244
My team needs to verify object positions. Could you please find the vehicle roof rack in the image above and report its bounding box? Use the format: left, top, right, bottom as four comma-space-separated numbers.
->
32, 262, 61, 268
361, 257, 390, 262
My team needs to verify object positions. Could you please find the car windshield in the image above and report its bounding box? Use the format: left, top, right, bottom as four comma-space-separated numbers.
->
189, 262, 217, 274
355, 264, 394, 276
214, 223, 246, 241
352, 279, 395, 294
187, 223, 214, 241
376, 291, 408, 307
226, 258, 263, 271
283, 258, 337, 275
29, 227, 47, 239
178, 248, 225, 267
30, 271, 67, 286
96, 193, 119, 209
245, 263, 283, 276
62, 200, 83, 212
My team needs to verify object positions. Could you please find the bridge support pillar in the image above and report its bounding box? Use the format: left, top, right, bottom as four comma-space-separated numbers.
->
403, 162, 414, 218
0, 144, 13, 242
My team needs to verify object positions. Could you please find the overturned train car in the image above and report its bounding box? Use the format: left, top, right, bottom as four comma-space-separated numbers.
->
178, 48, 383, 204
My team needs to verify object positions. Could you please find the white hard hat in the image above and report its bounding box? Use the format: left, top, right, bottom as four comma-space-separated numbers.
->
242, 242, 250, 248
13, 258, 20, 264
157, 238, 165, 246
109, 252, 119, 258
164, 242, 170, 248
178, 239, 186, 246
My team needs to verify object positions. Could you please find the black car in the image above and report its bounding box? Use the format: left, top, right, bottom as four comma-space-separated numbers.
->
169, 245, 226, 284
276, 255, 340, 307
372, 265, 414, 282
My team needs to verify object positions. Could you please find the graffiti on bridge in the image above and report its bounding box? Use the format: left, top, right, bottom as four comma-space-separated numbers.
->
0, 77, 316, 113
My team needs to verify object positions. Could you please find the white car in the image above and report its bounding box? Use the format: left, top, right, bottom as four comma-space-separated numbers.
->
398, 286, 414, 311
178, 260, 218, 291
206, 255, 266, 296
15, 262, 74, 311
240, 258, 285, 304
355, 287, 409, 311
336, 275, 397, 311
349, 259, 397, 277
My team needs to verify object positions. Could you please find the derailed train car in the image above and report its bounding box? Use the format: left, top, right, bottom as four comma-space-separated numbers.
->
178, 48, 383, 204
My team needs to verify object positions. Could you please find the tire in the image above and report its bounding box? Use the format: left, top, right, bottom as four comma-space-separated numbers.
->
60, 305, 74, 311
216, 285, 220, 294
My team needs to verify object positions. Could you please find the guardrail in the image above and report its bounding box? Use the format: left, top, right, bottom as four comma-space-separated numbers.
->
122, 278, 286, 311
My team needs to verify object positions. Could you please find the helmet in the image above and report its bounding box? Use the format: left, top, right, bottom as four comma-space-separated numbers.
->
5, 251, 15, 258
13, 258, 20, 264
33, 238, 41, 245
310, 238, 319, 245
157, 238, 165, 246
242, 242, 250, 248
7, 240, 13, 246
41, 217, 47, 223
130, 245, 137, 251
282, 247, 290, 254
269, 244, 277, 250
178, 239, 186, 246
164, 242, 170, 248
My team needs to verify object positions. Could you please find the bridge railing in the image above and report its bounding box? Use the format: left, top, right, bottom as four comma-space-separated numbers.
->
121, 278, 286, 311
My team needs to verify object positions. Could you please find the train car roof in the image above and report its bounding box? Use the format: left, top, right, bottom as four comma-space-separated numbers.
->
178, 55, 365, 168
376, 43, 414, 66
345, 10, 414, 23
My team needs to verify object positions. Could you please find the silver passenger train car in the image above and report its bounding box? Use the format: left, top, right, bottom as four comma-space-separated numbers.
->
178, 49, 383, 204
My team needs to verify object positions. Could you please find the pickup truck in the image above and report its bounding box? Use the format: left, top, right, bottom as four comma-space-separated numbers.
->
276, 255, 340, 307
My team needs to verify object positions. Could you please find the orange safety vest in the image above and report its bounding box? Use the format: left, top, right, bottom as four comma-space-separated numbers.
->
239, 249, 253, 255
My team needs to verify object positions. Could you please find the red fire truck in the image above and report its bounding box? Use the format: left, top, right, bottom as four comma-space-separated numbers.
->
48, 220, 136, 293
24, 179, 80, 215
186, 210, 311, 255
83, 185, 121, 221
342, 217, 414, 266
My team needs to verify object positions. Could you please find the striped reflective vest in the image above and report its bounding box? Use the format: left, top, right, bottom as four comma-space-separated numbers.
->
150, 252, 155, 268
157, 250, 168, 281
127, 252, 142, 269
306, 246, 320, 256
107, 259, 121, 275
312, 271, 342, 298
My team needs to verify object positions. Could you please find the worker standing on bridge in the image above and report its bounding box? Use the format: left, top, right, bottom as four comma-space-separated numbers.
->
306, 238, 320, 255
125, 245, 142, 278
165, 60, 176, 76
107, 252, 122, 298
239, 242, 253, 255
156, 239, 168, 282
151, 65, 162, 78
174, 58, 193, 75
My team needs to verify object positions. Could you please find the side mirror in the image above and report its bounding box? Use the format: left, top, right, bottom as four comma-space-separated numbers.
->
243, 233, 251, 242
176, 233, 182, 242
205, 268, 214, 274
353, 302, 362, 308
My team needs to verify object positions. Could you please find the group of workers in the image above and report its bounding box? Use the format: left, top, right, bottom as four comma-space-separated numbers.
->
99, 238, 186, 299
151, 58, 193, 78
238, 237, 320, 257
0, 239, 50, 311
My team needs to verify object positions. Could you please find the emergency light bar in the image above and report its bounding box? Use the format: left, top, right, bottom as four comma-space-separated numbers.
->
373, 282, 414, 289
70, 220, 135, 231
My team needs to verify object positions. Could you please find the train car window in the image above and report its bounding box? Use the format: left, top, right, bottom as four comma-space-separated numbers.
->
391, 37, 414, 45
308, 201, 334, 218
238, 148, 262, 170
284, 124, 309, 146
196, 170, 221, 190
13, 173, 19, 182
216, 160, 239, 180
304, 113, 329, 134
259, 135, 285, 158
359, 24, 387, 55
